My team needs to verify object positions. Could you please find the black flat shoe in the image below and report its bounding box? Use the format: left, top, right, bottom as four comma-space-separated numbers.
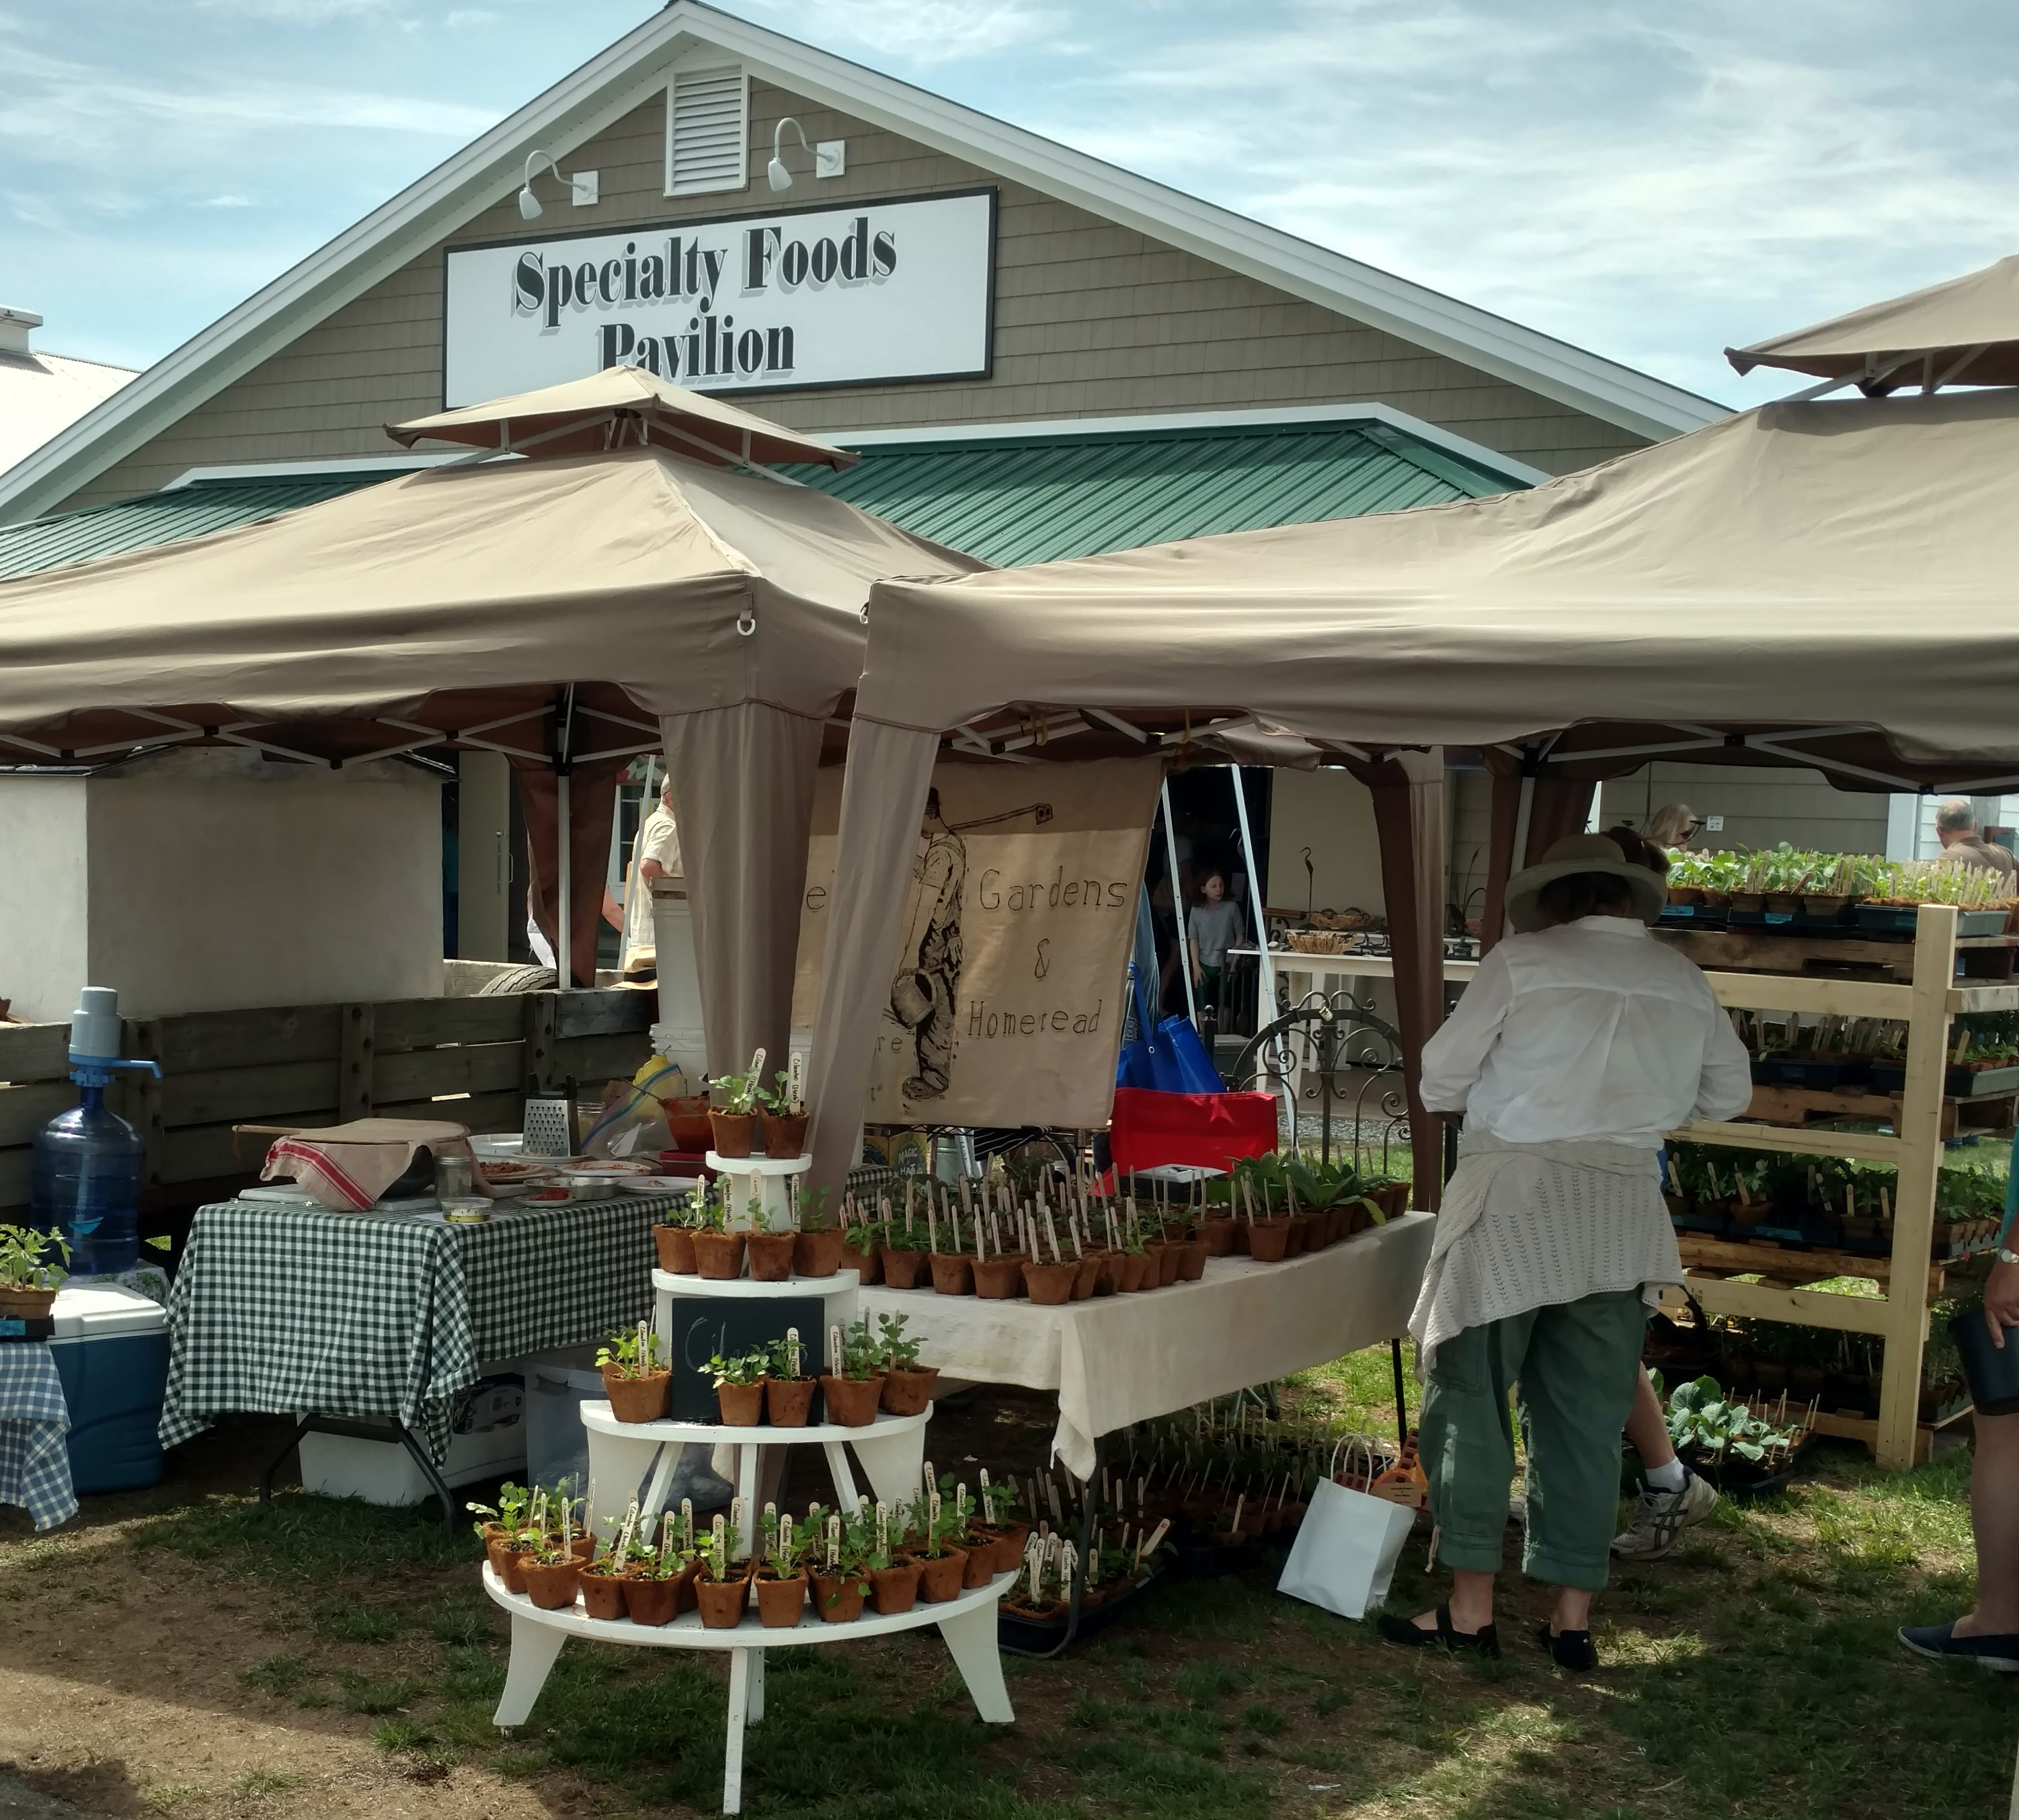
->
1376, 1604, 1500, 1657
1537, 1622, 1597, 1670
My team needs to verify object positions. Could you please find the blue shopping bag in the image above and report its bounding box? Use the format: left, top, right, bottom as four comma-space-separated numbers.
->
1116, 964, 1223, 1094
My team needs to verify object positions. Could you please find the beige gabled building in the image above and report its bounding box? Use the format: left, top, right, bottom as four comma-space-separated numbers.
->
1, 1, 1718, 528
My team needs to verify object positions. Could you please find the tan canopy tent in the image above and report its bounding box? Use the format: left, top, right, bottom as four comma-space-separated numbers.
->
0, 443, 980, 1067
1729, 252, 2019, 394
389, 366, 861, 470
805, 386, 2019, 1193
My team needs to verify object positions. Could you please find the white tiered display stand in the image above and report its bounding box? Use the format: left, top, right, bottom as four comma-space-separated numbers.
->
486, 1143, 1008, 1815
483, 1560, 1014, 1813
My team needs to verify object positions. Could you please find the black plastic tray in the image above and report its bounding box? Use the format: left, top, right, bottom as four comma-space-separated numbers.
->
1856, 904, 2010, 937
1867, 1060, 2019, 1097
1751, 1054, 1872, 1089
997, 1565, 1164, 1653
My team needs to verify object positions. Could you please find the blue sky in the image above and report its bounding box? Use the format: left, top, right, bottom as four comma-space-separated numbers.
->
5, 0, 2017, 406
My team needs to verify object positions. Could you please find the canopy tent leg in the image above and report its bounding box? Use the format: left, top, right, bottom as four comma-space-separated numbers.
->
1230, 767, 1275, 1027
557, 769, 571, 990
1160, 779, 1198, 1029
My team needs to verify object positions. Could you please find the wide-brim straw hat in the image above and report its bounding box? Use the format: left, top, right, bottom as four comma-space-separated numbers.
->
1505, 834, 1668, 934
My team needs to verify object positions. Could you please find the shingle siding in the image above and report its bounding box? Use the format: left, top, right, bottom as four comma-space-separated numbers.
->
64, 77, 1644, 510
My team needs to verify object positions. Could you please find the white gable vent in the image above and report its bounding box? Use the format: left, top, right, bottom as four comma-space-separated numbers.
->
666, 67, 748, 197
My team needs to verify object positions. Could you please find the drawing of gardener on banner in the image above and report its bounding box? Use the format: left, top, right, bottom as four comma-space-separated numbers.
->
793, 756, 1166, 1129
891, 789, 965, 1100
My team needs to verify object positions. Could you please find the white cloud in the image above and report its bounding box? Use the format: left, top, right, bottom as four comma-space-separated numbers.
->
446, 7, 498, 24
203, 194, 255, 208
741, 0, 1073, 66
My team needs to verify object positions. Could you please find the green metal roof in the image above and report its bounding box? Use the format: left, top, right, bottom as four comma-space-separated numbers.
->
0, 474, 392, 582
0, 416, 1525, 583
787, 418, 1524, 567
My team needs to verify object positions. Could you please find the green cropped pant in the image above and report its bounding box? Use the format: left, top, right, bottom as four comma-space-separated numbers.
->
1419, 1290, 1647, 1591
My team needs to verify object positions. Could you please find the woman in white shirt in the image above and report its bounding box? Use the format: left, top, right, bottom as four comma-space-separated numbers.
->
1377, 832, 1751, 1669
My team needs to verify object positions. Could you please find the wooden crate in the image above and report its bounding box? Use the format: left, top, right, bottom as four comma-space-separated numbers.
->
0, 985, 653, 1216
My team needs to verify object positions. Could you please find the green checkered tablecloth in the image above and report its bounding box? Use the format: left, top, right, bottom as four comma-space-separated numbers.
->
161, 1195, 675, 1460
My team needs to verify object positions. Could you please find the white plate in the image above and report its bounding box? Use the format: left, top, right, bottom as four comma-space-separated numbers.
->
469, 1134, 524, 1159
620, 1175, 696, 1195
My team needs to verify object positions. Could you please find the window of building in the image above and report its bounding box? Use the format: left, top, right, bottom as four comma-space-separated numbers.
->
665, 66, 748, 197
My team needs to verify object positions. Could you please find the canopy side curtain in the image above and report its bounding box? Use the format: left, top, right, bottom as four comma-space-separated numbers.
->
805, 719, 942, 1187
1343, 751, 1448, 1211
511, 755, 627, 989
662, 703, 824, 1082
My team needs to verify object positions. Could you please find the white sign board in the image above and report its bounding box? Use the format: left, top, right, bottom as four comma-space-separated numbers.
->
442, 188, 995, 407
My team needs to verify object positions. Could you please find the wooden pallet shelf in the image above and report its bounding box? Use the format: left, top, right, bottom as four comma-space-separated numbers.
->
1673, 1233, 1971, 1301
1658, 905, 1967, 1468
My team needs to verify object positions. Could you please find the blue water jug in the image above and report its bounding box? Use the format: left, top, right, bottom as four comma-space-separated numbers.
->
28, 987, 160, 1277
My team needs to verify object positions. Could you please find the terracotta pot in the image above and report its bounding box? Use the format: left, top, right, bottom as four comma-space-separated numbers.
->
1172, 1238, 1208, 1281
1071, 1254, 1101, 1300
746, 1230, 798, 1282
1120, 1252, 1154, 1292
570, 1534, 596, 1562
1246, 1220, 1291, 1263
758, 1111, 809, 1159
1377, 1183, 1411, 1220
709, 1111, 756, 1157
914, 1547, 968, 1603
973, 1255, 1025, 1298
1200, 1218, 1238, 1257
717, 1380, 764, 1427
881, 1366, 939, 1417
755, 1571, 807, 1628
811, 1570, 865, 1623
622, 1571, 686, 1626
961, 1533, 1000, 1587
1023, 1259, 1078, 1305
928, 1251, 974, 1296
819, 1374, 884, 1427
1140, 1241, 1169, 1287
869, 1560, 922, 1615
521, 1558, 582, 1611
1283, 1216, 1310, 1258
1084, 1250, 1117, 1296
988, 1521, 1031, 1575
795, 1227, 846, 1277
0, 1285, 56, 1321
602, 1366, 671, 1423
654, 1225, 698, 1274
765, 1376, 816, 1427
692, 1231, 747, 1280
695, 1570, 752, 1630
487, 1536, 535, 1595
880, 1245, 928, 1289
578, 1566, 631, 1622
849, 1242, 884, 1284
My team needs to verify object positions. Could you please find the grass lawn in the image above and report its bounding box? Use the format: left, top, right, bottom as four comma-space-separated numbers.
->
0, 1364, 2010, 1820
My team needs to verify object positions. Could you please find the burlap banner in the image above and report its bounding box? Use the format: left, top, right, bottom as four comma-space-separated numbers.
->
795, 756, 1164, 1128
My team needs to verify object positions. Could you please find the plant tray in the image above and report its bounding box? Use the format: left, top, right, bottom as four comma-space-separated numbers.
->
1750, 1054, 1872, 1089
1681, 1429, 1818, 1499
1658, 904, 1728, 927
1855, 904, 2010, 937
996, 1564, 1164, 1655
1866, 1060, 2019, 1097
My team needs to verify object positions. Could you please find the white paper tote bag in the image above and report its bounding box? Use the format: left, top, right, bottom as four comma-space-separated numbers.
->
1277, 1476, 1416, 1620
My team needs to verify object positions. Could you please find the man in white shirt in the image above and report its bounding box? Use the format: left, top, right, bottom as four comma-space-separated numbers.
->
1379, 832, 1751, 1671
620, 778, 682, 980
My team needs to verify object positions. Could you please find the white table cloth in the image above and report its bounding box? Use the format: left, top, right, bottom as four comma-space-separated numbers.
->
859, 1212, 1434, 1478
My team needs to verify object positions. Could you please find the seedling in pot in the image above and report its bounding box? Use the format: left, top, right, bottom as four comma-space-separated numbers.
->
767, 1329, 809, 1382
0, 1224, 69, 1291
707, 1346, 768, 1389
878, 1311, 924, 1374
596, 1321, 666, 1378
466, 1480, 532, 1544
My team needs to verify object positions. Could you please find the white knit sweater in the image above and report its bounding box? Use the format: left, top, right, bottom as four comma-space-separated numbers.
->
1407, 1130, 1680, 1367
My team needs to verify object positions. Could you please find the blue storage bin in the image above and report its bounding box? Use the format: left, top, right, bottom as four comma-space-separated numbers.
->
49, 1283, 169, 1494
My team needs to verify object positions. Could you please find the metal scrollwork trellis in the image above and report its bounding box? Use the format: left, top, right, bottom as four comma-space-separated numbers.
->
1224, 989, 1412, 1168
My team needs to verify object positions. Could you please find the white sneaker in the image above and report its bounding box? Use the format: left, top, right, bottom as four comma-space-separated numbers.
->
1612, 1468, 1718, 1560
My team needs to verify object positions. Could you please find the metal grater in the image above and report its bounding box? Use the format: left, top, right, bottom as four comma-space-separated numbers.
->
522, 1097, 573, 1156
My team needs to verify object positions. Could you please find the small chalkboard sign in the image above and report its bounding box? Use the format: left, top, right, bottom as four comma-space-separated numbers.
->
666, 1296, 828, 1423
